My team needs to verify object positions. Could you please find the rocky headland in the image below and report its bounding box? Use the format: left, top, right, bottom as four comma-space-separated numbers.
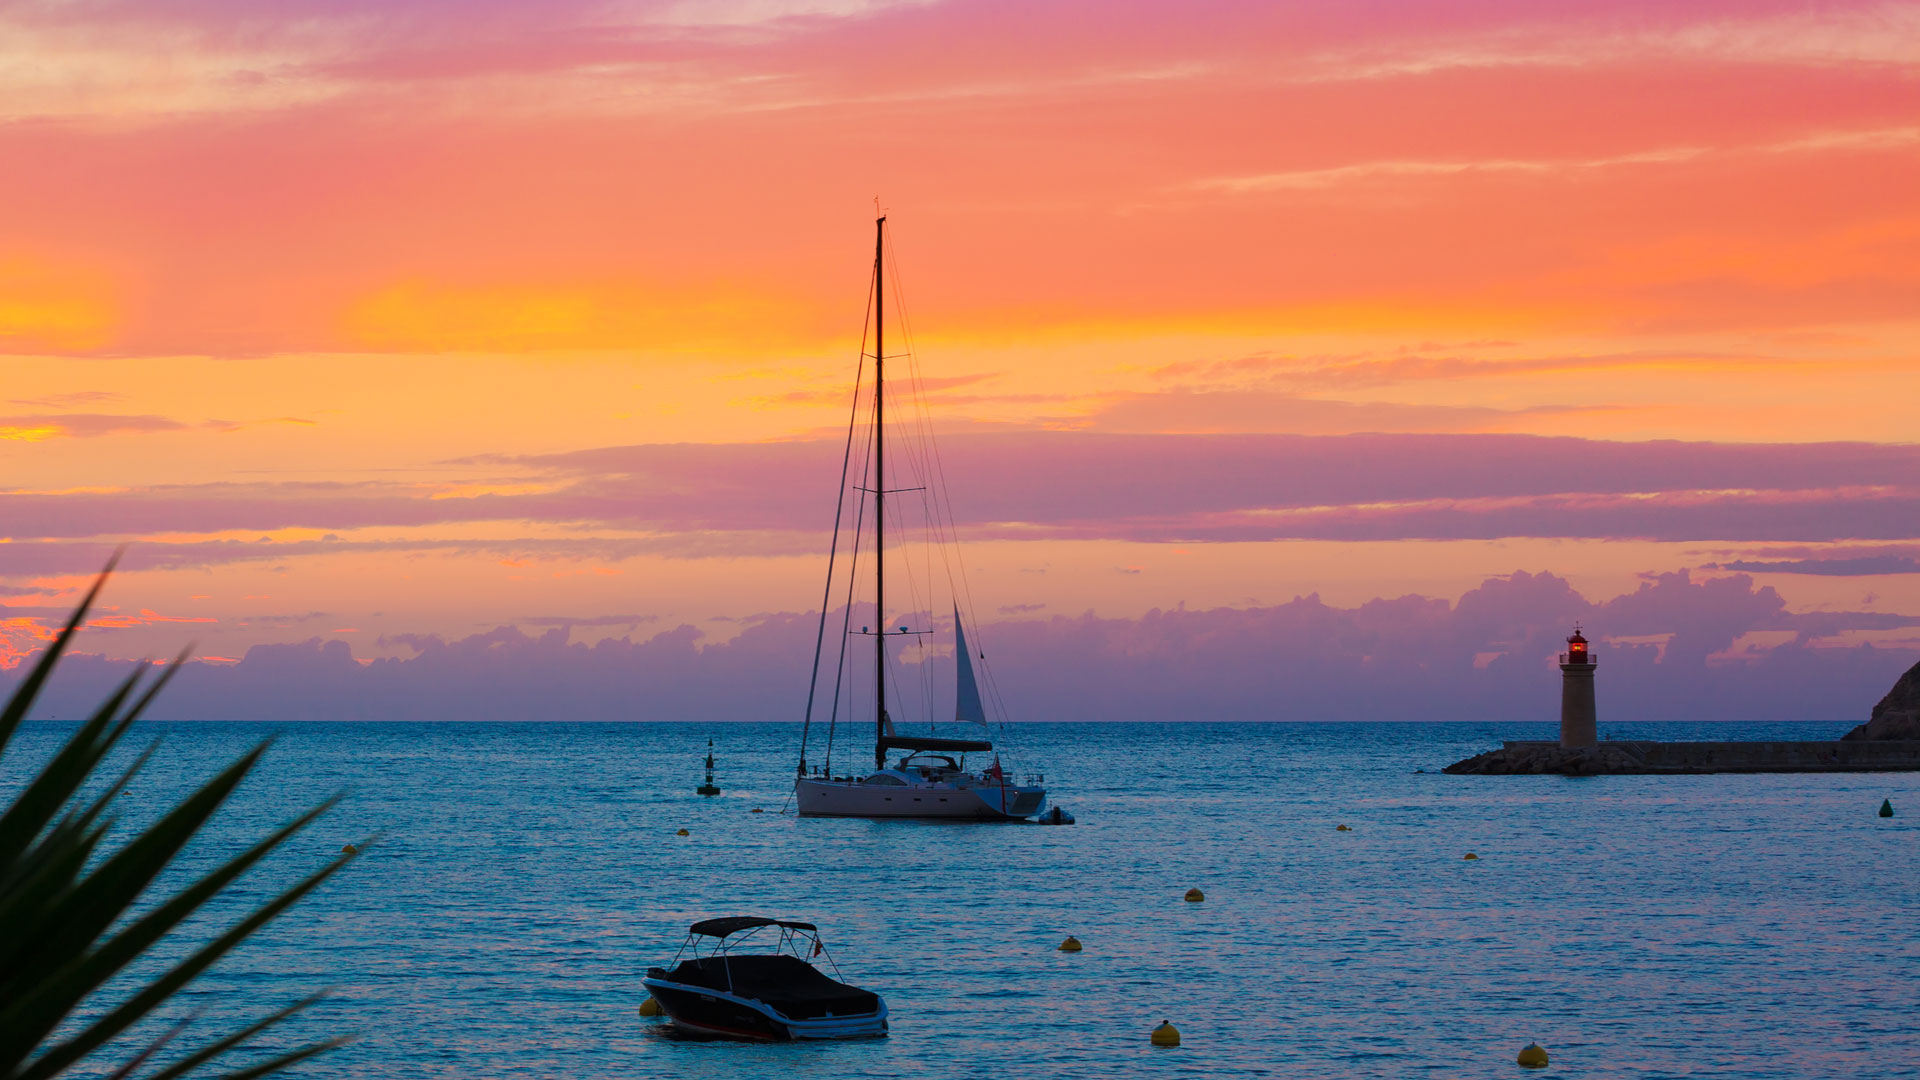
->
1841, 658, 1920, 741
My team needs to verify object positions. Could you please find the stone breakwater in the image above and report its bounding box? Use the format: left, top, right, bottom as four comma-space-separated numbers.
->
1446, 740, 1920, 775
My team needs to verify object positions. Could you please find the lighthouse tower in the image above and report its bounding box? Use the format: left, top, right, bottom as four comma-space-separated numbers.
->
1559, 626, 1597, 748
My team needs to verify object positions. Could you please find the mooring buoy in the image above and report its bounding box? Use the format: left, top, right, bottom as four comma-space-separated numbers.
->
1517, 1042, 1549, 1068
1151, 1020, 1180, 1047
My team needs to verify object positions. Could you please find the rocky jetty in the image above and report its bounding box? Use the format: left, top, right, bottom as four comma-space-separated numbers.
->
1446, 738, 1920, 774
1444, 743, 1644, 776
1841, 659, 1920, 741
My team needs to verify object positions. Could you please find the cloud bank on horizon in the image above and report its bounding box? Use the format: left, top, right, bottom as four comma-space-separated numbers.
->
4, 0, 1919, 716
11, 569, 1914, 727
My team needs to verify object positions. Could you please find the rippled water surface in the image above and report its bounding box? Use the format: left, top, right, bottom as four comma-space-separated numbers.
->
8, 720, 1919, 1079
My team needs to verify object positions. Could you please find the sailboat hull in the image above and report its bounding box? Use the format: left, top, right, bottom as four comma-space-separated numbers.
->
794, 777, 1046, 820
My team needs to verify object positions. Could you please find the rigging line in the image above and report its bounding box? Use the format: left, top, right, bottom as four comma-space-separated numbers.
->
879, 435, 936, 732
874, 374, 932, 716
888, 228, 1024, 767
898, 509, 936, 733
978, 643, 1018, 739
882, 378, 939, 726
829, 395, 879, 772
797, 268, 875, 776
821, 250, 882, 776
884, 244, 988, 740
884, 234, 975, 627
919, 491, 939, 731
879, 237, 961, 639
905, 372, 971, 661
825, 352, 879, 776
921, 445, 1016, 739
886, 231, 1005, 729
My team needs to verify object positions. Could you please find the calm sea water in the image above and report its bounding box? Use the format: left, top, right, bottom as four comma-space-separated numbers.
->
8, 720, 1919, 1079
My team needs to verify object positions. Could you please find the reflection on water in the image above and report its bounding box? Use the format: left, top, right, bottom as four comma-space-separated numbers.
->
7, 720, 1915, 1078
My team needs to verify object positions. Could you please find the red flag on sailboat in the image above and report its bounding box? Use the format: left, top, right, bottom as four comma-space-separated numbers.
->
985, 757, 1004, 782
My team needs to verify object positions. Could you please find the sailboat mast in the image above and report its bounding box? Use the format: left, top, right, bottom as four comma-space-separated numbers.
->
873, 215, 887, 770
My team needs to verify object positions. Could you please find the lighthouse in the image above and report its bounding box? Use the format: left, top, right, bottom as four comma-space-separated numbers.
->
1559, 626, 1597, 748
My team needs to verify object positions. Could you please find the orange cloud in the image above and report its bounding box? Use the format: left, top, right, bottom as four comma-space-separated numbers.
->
342, 279, 828, 353
0, 414, 186, 440
0, 256, 116, 351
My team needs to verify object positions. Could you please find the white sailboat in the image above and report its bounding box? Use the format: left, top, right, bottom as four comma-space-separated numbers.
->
791, 216, 1048, 821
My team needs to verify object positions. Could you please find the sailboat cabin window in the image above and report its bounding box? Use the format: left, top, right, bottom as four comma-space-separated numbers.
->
862, 774, 906, 786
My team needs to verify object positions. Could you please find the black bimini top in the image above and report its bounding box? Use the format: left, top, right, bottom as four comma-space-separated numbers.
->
689, 916, 819, 938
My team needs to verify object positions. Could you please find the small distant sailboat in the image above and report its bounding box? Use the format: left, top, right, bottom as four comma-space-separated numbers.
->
791, 216, 1048, 821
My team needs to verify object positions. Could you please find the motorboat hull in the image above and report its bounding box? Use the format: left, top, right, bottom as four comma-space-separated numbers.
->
795, 776, 1046, 819
642, 977, 888, 1041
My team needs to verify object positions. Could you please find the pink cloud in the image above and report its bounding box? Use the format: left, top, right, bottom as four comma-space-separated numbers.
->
5, 435, 1920, 575
3, 0, 1914, 355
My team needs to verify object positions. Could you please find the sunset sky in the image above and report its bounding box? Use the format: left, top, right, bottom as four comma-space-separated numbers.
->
5, 0, 1920, 721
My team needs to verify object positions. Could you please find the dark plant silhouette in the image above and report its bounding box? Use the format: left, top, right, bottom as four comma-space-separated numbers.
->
0, 563, 359, 1079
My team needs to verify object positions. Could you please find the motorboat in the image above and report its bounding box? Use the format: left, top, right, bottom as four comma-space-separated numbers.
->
788, 216, 1050, 821
641, 917, 888, 1041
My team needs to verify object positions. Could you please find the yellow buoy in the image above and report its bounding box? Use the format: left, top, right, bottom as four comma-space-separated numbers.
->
1463, 852, 1479, 860
1058, 936, 1083, 952
676, 828, 690, 836
1151, 1020, 1181, 1047
639, 996, 663, 1017
340, 843, 357, 856
1184, 888, 1205, 902
1517, 1042, 1549, 1068
1336, 824, 1351, 831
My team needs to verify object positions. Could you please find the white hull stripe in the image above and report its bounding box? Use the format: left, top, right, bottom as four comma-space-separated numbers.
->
642, 978, 889, 1040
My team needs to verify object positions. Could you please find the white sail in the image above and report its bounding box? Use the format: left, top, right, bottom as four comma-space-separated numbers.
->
953, 606, 987, 729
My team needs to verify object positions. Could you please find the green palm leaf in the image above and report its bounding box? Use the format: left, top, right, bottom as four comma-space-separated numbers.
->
0, 563, 357, 1079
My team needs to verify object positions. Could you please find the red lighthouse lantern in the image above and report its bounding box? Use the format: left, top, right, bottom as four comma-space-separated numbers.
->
1565, 628, 1590, 666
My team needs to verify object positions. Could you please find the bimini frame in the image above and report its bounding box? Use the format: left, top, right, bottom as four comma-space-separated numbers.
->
666, 917, 848, 991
